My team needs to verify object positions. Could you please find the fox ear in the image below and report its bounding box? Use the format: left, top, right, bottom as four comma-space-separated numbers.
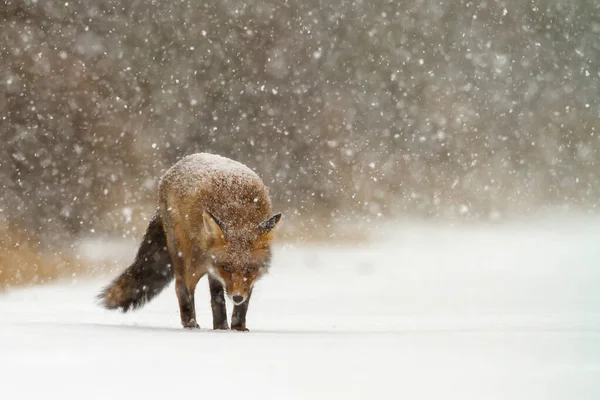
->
257, 213, 281, 237
203, 210, 226, 239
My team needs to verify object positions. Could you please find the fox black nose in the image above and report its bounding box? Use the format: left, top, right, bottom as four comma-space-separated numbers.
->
232, 295, 244, 303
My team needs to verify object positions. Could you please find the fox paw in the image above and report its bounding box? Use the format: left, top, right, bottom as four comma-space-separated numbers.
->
231, 326, 249, 332
213, 323, 230, 330
182, 320, 200, 329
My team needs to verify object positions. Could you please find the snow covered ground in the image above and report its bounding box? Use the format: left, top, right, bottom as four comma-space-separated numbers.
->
1, 218, 600, 399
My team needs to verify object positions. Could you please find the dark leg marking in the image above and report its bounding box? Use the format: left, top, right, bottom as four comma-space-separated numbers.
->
209, 276, 229, 330
231, 289, 252, 332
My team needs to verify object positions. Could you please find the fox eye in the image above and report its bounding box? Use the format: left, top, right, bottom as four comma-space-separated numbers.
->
221, 265, 233, 273
245, 266, 257, 274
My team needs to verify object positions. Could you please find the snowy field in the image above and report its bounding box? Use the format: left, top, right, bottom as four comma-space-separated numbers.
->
1, 218, 600, 399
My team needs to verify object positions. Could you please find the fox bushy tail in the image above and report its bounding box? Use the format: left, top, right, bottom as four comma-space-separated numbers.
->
98, 211, 174, 312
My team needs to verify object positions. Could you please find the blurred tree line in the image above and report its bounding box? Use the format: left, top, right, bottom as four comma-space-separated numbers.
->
1, 0, 599, 246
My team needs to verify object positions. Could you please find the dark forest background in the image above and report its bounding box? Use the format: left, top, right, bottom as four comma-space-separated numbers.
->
1, 0, 600, 248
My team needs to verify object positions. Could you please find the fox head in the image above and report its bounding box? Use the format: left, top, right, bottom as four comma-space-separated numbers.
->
202, 210, 281, 306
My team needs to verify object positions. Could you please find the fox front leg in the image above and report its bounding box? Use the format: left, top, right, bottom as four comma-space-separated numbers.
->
209, 276, 229, 330
231, 289, 252, 332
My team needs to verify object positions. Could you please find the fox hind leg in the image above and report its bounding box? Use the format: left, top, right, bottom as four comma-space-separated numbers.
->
163, 208, 202, 329
231, 289, 252, 332
176, 250, 205, 329
167, 249, 198, 328
209, 276, 229, 330
175, 277, 198, 328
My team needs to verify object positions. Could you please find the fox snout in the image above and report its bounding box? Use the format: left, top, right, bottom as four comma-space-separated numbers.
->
207, 265, 255, 306
231, 294, 246, 305
228, 276, 251, 305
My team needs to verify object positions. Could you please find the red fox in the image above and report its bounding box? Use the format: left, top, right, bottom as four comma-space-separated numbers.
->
98, 153, 281, 330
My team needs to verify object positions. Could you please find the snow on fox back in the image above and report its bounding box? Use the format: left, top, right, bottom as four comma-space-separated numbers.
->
158, 153, 273, 229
